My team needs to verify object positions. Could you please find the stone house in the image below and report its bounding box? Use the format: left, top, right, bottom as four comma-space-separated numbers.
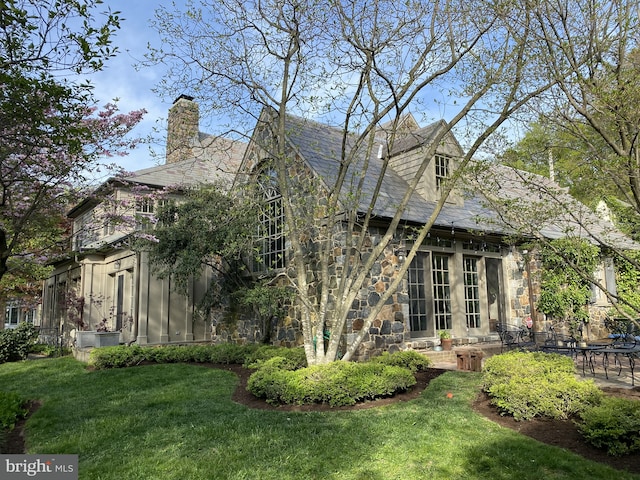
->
225, 108, 637, 359
40, 96, 636, 355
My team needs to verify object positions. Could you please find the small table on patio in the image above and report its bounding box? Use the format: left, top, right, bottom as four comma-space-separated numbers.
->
584, 345, 640, 386
575, 344, 607, 376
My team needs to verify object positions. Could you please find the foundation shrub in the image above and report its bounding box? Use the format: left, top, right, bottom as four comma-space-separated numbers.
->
207, 343, 258, 364
0, 391, 27, 430
90, 345, 147, 369
483, 351, 603, 421
247, 357, 416, 407
90, 343, 261, 369
578, 396, 640, 456
243, 345, 307, 369
369, 350, 432, 372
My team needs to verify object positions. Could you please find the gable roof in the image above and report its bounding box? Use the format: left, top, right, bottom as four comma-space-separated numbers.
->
280, 113, 637, 250
68, 137, 246, 218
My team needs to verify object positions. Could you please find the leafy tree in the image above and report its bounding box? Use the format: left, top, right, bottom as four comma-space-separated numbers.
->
0, 1, 145, 311
521, 0, 640, 232
487, 0, 640, 324
500, 121, 617, 209
148, 0, 611, 364
140, 185, 259, 311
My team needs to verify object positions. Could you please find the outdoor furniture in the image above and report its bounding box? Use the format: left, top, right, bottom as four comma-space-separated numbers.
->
538, 324, 579, 357
578, 329, 640, 386
496, 323, 535, 352
587, 346, 640, 386
575, 344, 607, 376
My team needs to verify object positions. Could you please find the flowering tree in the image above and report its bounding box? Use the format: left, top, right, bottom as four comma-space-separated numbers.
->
0, 1, 145, 308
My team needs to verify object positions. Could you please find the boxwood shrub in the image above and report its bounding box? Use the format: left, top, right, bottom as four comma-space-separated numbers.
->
88, 343, 306, 370
482, 351, 603, 421
369, 350, 432, 372
243, 345, 307, 369
578, 396, 640, 456
247, 356, 417, 407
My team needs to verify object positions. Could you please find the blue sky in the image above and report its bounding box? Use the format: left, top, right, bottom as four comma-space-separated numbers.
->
84, 1, 180, 172
84, 1, 526, 173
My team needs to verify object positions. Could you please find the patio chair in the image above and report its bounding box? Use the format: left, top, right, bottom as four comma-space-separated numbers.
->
496, 323, 535, 352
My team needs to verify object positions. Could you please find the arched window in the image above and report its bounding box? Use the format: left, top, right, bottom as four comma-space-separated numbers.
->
253, 166, 285, 272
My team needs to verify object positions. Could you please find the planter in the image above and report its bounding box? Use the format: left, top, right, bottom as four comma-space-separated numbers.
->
441, 338, 453, 351
94, 332, 120, 347
76, 331, 97, 349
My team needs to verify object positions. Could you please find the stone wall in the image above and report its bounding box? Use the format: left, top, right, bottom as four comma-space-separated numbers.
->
208, 226, 411, 360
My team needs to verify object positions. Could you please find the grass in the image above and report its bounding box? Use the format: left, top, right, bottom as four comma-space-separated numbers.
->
0, 357, 638, 480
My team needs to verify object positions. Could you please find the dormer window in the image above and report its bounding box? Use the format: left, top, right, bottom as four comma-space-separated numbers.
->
435, 154, 450, 190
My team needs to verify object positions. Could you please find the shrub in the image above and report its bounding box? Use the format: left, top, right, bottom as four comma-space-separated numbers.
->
578, 396, 640, 456
247, 358, 416, 407
0, 391, 27, 430
369, 350, 432, 373
90, 345, 147, 369
89, 343, 272, 369
243, 345, 307, 369
30, 343, 69, 357
0, 323, 39, 364
207, 343, 258, 364
483, 351, 602, 421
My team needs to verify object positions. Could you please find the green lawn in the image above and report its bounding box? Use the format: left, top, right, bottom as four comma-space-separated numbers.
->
0, 357, 637, 480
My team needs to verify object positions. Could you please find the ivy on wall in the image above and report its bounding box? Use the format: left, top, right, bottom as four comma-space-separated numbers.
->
612, 251, 640, 317
536, 238, 600, 326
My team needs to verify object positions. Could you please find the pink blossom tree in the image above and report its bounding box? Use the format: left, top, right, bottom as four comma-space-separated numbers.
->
0, 1, 145, 305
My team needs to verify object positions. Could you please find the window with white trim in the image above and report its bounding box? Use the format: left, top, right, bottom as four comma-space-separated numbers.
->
136, 198, 155, 231
435, 154, 450, 190
432, 253, 452, 331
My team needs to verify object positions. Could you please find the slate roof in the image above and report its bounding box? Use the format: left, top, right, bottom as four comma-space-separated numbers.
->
68, 137, 246, 218
282, 113, 638, 250
122, 137, 245, 188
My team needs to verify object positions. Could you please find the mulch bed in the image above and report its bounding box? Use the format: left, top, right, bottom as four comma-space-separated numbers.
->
3, 364, 640, 475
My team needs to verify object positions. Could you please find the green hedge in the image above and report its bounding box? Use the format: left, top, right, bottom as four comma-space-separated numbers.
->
369, 350, 432, 372
246, 356, 417, 407
0, 323, 39, 364
482, 351, 603, 421
578, 396, 640, 456
89, 343, 307, 370
0, 391, 27, 430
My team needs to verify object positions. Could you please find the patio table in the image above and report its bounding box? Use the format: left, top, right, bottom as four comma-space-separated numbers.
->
575, 344, 607, 376
587, 346, 640, 386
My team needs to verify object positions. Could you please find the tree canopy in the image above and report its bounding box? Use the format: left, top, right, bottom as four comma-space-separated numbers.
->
147, 0, 631, 364
0, 0, 145, 298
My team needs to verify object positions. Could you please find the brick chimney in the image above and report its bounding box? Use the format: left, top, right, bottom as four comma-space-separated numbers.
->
166, 95, 199, 164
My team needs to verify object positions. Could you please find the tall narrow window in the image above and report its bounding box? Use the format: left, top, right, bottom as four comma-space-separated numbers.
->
408, 253, 429, 334
435, 154, 450, 190
432, 254, 452, 331
464, 256, 481, 328
254, 166, 285, 272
